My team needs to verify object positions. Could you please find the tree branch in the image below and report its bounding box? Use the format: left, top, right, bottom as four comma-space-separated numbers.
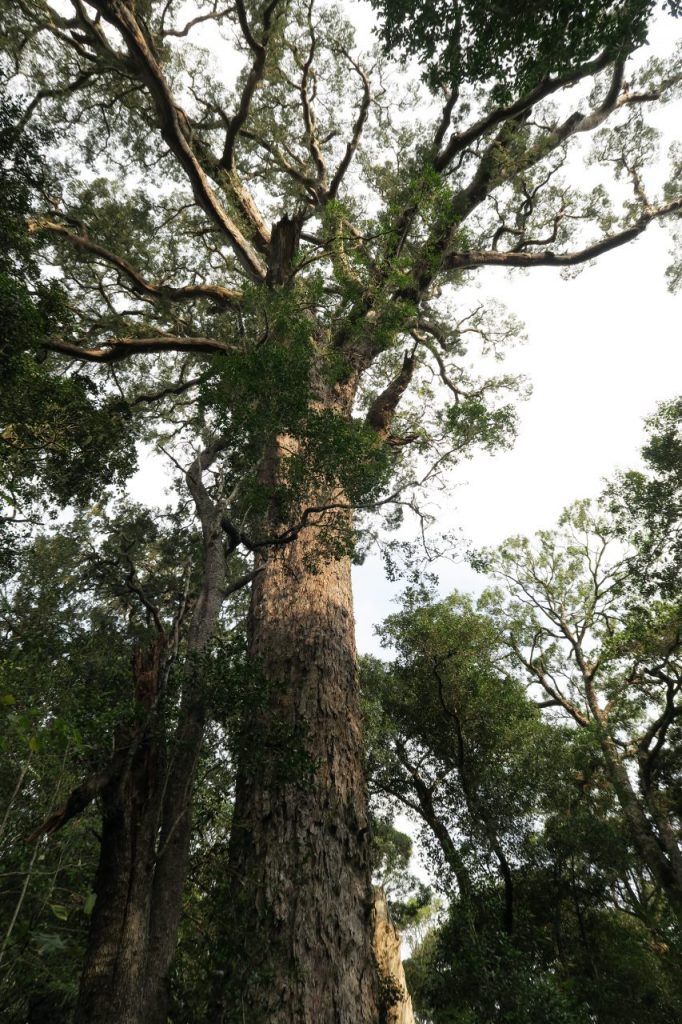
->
45, 335, 236, 363
434, 49, 614, 172
86, 0, 267, 281
445, 200, 682, 272
325, 52, 371, 202
30, 219, 242, 308
366, 350, 417, 438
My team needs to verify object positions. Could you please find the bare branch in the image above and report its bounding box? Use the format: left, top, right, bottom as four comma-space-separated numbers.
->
445, 199, 682, 273
45, 335, 236, 363
325, 52, 371, 202
30, 220, 242, 308
161, 6, 232, 39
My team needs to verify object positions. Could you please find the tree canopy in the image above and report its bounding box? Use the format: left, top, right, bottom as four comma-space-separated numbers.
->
371, 0, 682, 91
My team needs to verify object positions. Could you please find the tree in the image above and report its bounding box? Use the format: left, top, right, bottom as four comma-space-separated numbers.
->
362, 586, 682, 1023
3, 1, 682, 1020
0, 496, 254, 1024
370, 0, 681, 92
606, 396, 682, 597
0, 95, 137, 572
476, 497, 682, 923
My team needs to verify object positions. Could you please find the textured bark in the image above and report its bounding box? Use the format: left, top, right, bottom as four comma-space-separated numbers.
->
222, 522, 379, 1022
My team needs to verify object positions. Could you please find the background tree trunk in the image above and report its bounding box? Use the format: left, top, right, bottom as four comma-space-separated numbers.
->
372, 889, 415, 1024
223, 523, 379, 1023
75, 643, 166, 1024
76, 458, 228, 1024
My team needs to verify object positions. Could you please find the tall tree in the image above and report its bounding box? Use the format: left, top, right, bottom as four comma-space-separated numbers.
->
3, 1, 682, 1020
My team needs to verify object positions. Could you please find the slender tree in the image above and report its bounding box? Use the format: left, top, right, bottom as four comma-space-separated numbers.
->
3, 2, 682, 1019
477, 498, 682, 922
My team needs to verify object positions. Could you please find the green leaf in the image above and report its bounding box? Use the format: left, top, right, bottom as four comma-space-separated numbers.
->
83, 892, 97, 916
49, 904, 69, 921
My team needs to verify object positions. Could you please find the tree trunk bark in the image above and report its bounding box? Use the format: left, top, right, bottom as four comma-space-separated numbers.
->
221, 522, 379, 1023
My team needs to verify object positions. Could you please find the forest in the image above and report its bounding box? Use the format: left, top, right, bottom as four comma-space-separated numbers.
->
0, 1, 681, 1022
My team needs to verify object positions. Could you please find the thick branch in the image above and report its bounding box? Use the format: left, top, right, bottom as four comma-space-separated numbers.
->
366, 350, 416, 438
434, 49, 614, 172
298, 1, 327, 190
445, 200, 682, 272
216, 0, 280, 247
26, 767, 114, 842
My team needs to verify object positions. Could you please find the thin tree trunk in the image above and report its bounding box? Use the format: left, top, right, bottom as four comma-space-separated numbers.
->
597, 729, 682, 923
141, 692, 206, 1024
222, 523, 379, 1023
142, 498, 227, 1024
75, 447, 229, 1024
75, 642, 167, 1024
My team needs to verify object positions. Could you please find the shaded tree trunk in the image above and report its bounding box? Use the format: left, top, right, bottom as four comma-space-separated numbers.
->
141, 693, 207, 1024
75, 642, 167, 1024
142, 499, 228, 1024
75, 674, 209, 1024
75, 451, 228, 1024
222, 522, 379, 1023
595, 726, 682, 924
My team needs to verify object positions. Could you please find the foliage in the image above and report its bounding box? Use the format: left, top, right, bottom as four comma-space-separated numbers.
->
605, 396, 682, 597
0, 96, 137, 571
371, 0, 681, 93
363, 401, 682, 1021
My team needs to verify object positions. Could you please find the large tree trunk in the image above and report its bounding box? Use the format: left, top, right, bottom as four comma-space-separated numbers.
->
222, 520, 379, 1023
